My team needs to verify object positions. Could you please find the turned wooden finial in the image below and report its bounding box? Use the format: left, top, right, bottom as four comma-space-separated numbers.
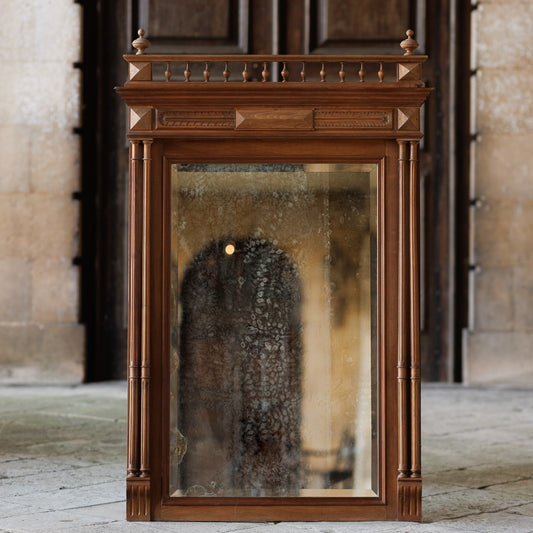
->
132, 28, 150, 55
400, 29, 418, 55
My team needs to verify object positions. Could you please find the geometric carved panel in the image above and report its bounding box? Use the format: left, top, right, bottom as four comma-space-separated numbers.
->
157, 109, 235, 129
398, 63, 421, 82
126, 478, 151, 521
129, 62, 152, 82
130, 108, 153, 131
397, 479, 422, 521
315, 109, 393, 129
397, 108, 420, 131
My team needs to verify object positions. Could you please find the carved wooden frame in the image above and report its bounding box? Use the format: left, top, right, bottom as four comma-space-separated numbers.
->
117, 30, 430, 522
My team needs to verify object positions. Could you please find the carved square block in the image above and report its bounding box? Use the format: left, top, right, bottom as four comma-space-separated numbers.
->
130, 107, 153, 131
129, 62, 152, 82
398, 63, 421, 82
397, 108, 420, 131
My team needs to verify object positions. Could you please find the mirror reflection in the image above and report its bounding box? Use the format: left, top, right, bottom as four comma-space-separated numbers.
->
170, 163, 377, 497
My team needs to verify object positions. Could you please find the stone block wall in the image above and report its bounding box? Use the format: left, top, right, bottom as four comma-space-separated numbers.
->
0, 2, 84, 383
465, 0, 533, 383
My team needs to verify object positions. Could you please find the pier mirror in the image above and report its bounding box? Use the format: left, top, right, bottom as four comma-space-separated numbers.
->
117, 29, 430, 522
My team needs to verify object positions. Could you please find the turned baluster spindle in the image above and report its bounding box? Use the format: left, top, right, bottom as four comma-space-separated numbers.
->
242, 62, 250, 82
320, 62, 326, 82
359, 62, 365, 82
281, 62, 289, 82
184, 62, 191, 82
223, 62, 230, 82
203, 62, 210, 82
262, 61, 269, 82
339, 61, 345, 82
300, 62, 306, 82
378, 62, 384, 82
165, 62, 171, 82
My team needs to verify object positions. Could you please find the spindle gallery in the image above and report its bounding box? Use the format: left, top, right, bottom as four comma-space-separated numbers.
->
117, 29, 430, 522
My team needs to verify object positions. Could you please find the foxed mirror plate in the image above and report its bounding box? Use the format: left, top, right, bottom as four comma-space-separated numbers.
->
169, 163, 378, 498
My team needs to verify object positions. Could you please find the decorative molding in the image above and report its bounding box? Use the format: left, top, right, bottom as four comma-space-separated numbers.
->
397, 140, 410, 480
127, 141, 142, 479
397, 108, 420, 131
409, 141, 421, 479
398, 63, 421, 82
126, 478, 151, 521
129, 61, 152, 81
140, 140, 152, 480
235, 108, 314, 130
130, 108, 153, 131
157, 110, 235, 129
397, 479, 422, 521
314, 110, 392, 129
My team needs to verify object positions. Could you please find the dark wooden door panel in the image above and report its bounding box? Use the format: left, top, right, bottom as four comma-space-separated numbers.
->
137, 0, 249, 52
310, 0, 419, 53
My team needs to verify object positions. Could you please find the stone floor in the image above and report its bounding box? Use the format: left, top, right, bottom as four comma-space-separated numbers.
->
0, 383, 532, 532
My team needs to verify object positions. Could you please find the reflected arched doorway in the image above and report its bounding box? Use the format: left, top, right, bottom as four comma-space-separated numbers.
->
178, 237, 302, 496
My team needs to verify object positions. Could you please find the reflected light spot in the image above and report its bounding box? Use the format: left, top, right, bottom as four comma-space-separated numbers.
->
225, 242, 235, 255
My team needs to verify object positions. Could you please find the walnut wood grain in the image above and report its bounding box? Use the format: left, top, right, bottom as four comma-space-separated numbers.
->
314, 109, 392, 129
397, 478, 422, 520
235, 108, 313, 130
140, 140, 153, 479
127, 141, 142, 479
126, 478, 151, 521
397, 140, 410, 481
409, 141, 421, 479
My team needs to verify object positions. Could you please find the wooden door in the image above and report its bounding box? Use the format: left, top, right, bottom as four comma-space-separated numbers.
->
81, 0, 465, 382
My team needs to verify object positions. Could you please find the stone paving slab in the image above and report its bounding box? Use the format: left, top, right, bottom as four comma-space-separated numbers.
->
0, 383, 532, 533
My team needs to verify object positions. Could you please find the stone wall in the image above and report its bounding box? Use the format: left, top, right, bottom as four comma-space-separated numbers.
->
464, 0, 533, 383
0, 2, 84, 383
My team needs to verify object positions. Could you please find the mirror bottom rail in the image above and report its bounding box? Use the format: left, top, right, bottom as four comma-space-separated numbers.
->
158, 502, 389, 521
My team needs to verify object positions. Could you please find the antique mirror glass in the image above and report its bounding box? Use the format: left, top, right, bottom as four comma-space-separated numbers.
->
169, 163, 378, 498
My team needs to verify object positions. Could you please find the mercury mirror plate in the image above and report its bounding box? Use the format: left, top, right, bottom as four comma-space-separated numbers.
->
169, 163, 378, 498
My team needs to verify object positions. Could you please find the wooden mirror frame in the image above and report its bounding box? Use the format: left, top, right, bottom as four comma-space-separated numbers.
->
117, 29, 430, 523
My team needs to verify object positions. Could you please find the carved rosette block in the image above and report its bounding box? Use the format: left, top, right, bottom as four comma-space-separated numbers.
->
397, 108, 420, 131
397, 479, 422, 521
130, 108, 153, 131
126, 478, 151, 521
129, 62, 152, 82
